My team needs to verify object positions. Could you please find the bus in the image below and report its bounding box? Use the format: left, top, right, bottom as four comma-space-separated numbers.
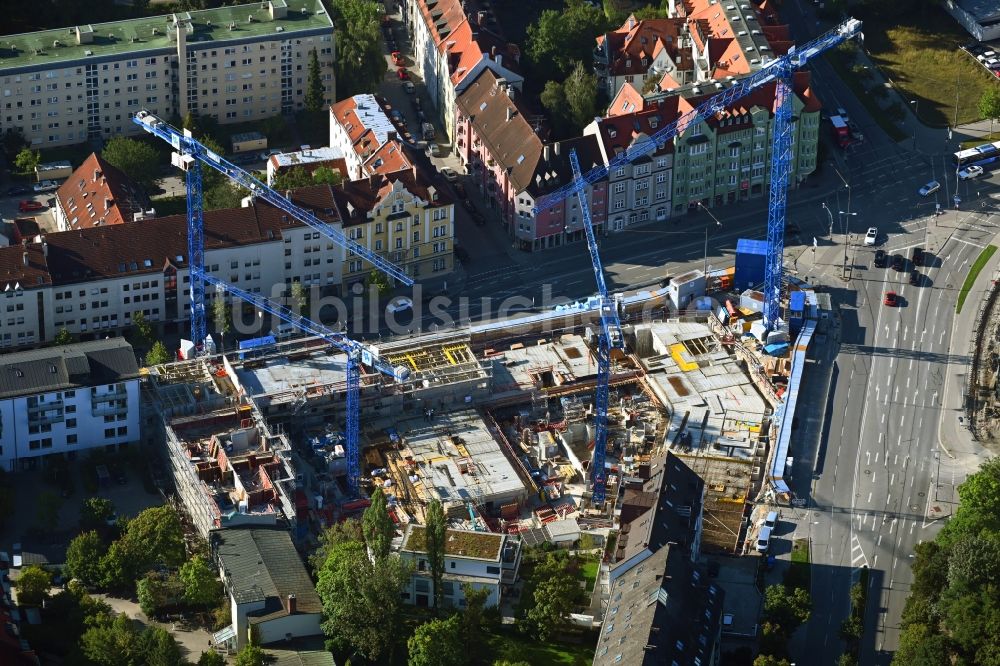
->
953, 141, 1000, 169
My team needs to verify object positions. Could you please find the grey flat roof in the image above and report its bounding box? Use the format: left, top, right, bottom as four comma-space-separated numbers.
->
0, 337, 139, 399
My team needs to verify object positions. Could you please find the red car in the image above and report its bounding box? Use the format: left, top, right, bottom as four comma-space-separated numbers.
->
392, 51, 405, 66
884, 291, 898, 307
18, 200, 44, 213
397, 68, 409, 80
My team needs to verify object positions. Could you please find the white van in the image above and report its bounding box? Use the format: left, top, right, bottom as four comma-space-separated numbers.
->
763, 510, 778, 530
756, 526, 772, 553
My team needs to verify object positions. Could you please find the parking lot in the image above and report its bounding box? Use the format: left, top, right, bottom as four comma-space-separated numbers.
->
1, 183, 60, 233
961, 41, 1000, 78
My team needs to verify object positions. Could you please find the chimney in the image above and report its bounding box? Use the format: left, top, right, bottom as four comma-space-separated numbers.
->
93, 168, 101, 182
491, 45, 496, 59
477, 10, 487, 25
506, 107, 513, 122
388, 130, 398, 142
22, 251, 29, 267
496, 53, 503, 68
41, 236, 47, 257
553, 142, 561, 156
543, 144, 550, 162
286, 594, 297, 614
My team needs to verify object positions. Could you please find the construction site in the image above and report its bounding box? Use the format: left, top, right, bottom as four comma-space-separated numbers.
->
138, 282, 806, 553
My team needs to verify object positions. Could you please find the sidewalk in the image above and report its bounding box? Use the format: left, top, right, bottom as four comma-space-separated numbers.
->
930, 229, 1000, 520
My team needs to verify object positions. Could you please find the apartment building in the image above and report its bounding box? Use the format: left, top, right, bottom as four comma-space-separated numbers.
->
583, 102, 677, 227
0, 338, 141, 472
455, 69, 610, 252
331, 170, 454, 285
593, 15, 694, 99
0, 0, 334, 148
0, 185, 347, 348
329, 94, 415, 181
53, 152, 152, 231
645, 73, 820, 212
408, 0, 523, 142
399, 524, 522, 609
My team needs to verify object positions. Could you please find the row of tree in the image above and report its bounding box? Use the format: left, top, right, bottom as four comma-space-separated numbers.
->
894, 457, 1000, 664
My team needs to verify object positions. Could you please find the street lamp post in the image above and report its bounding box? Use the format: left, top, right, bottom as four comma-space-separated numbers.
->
910, 100, 919, 151
821, 202, 834, 237
838, 210, 858, 279
696, 202, 724, 276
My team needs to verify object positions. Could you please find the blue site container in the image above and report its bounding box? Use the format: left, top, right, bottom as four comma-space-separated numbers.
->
734, 239, 768, 291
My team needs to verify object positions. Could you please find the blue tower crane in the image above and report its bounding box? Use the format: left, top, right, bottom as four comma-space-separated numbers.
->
199, 270, 410, 498
569, 149, 623, 505
131, 110, 415, 351
131, 110, 416, 499
533, 18, 863, 329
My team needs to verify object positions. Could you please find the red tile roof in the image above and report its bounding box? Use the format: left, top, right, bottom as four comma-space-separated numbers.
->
332, 170, 451, 228
56, 153, 150, 229
0, 185, 340, 290
600, 16, 692, 77
363, 139, 414, 178
455, 69, 544, 193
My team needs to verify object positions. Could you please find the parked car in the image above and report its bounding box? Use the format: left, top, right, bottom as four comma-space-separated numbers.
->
919, 180, 941, 196
403, 81, 415, 94
912, 246, 925, 266
18, 200, 44, 212
461, 198, 476, 213
33, 180, 58, 193
756, 526, 772, 553
386, 296, 413, 314
763, 511, 778, 529
391, 51, 405, 66
257, 148, 282, 162
453, 182, 466, 198
428, 143, 442, 157
440, 167, 458, 182
892, 253, 905, 271
470, 209, 486, 226
864, 227, 878, 246
396, 68, 410, 80
874, 249, 887, 267
909, 270, 921, 286
884, 291, 898, 307
6, 185, 29, 196
959, 165, 984, 180
836, 106, 850, 123
389, 108, 403, 122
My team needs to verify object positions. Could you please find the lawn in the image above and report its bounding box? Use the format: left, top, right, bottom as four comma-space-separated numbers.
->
785, 537, 812, 593
488, 630, 596, 666
856, 5, 998, 127
580, 557, 600, 593
957, 244, 998, 314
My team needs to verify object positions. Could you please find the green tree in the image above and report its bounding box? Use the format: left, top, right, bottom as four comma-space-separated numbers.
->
289, 280, 308, 316
332, 0, 387, 98
180, 556, 221, 608
980, 88, 1000, 139
14, 147, 41, 174
141, 626, 184, 666
521, 552, 579, 640
204, 181, 244, 211
234, 644, 269, 666
310, 518, 364, 569
762, 584, 812, 633
564, 61, 599, 129
425, 499, 446, 611
198, 652, 226, 666
461, 583, 493, 641
837, 654, 859, 666
101, 136, 160, 191
80, 612, 143, 666
35, 489, 62, 531
840, 614, 863, 643
15, 565, 53, 606
311, 165, 343, 186
213, 296, 231, 350
362, 488, 395, 560
131, 311, 155, 347
80, 496, 116, 530
54, 327, 75, 345
316, 539, 411, 663
407, 614, 466, 666
366, 269, 391, 295
306, 48, 326, 112
145, 340, 171, 366
66, 530, 107, 586
182, 111, 201, 135
526, 0, 608, 81
272, 166, 316, 191
753, 656, 791, 666
100, 505, 186, 592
